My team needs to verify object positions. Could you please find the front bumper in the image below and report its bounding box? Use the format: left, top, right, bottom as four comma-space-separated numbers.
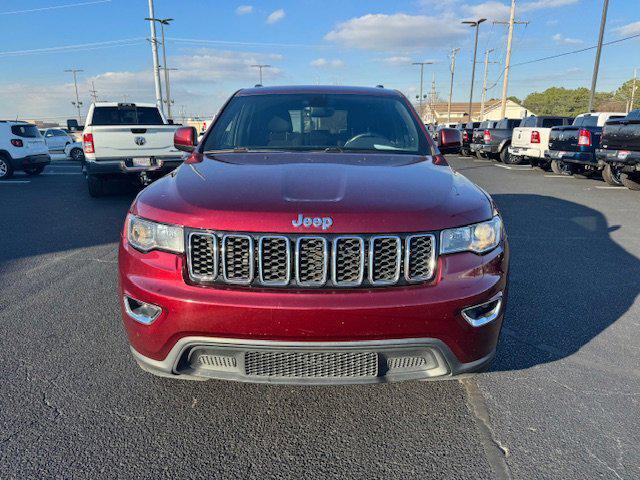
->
508, 146, 542, 158
11, 153, 51, 170
545, 150, 596, 166
119, 236, 509, 384
471, 144, 498, 154
131, 336, 496, 384
85, 156, 183, 176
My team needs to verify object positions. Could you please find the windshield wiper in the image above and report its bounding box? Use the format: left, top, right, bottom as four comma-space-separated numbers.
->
203, 147, 251, 154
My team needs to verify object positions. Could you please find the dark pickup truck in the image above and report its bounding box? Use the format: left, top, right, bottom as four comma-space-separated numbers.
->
596, 109, 640, 189
469, 120, 496, 158
460, 121, 480, 156
545, 112, 625, 177
471, 118, 521, 163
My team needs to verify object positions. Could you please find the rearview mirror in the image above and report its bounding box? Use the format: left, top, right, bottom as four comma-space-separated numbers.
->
437, 128, 462, 155
174, 126, 197, 153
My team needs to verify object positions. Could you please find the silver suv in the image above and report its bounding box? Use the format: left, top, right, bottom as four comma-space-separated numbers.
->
0, 121, 50, 179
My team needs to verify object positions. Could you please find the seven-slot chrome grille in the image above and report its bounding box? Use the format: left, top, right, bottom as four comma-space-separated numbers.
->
187, 231, 436, 288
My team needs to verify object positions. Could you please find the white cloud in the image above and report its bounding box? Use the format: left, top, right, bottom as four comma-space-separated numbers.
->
613, 21, 640, 36
552, 33, 583, 45
381, 55, 413, 65
325, 13, 465, 51
266, 9, 285, 24
235, 5, 253, 15
461, 0, 577, 22
310, 58, 345, 68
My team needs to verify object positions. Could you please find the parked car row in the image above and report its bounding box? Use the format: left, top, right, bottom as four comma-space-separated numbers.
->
449, 110, 640, 192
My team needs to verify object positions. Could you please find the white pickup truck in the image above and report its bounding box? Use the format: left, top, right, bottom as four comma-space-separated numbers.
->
82, 102, 182, 197
508, 115, 573, 168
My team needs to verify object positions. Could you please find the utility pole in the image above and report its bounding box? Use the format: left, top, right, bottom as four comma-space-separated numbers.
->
412, 61, 433, 119
447, 48, 460, 123
64, 68, 83, 123
589, 0, 610, 112
89, 81, 98, 103
146, 0, 164, 114
251, 64, 271, 85
495, 1, 528, 118
462, 18, 486, 121
145, 17, 174, 119
480, 49, 498, 120
427, 73, 438, 124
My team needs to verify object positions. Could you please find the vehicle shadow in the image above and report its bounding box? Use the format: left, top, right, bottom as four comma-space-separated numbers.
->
489, 193, 639, 371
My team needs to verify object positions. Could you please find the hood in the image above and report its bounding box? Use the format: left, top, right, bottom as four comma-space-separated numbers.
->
133, 152, 493, 233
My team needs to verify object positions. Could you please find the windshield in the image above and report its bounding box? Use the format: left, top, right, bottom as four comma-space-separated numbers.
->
203, 93, 427, 155
90, 106, 164, 126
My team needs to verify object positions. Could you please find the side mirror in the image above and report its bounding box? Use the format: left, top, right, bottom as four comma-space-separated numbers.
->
167, 119, 174, 125
174, 126, 197, 152
437, 128, 462, 155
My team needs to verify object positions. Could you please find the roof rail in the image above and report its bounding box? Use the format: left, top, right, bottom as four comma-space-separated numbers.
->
254, 84, 263, 88
375, 84, 384, 88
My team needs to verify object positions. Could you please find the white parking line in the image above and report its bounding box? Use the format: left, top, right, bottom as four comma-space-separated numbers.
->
0, 180, 30, 184
494, 164, 533, 170
544, 174, 574, 178
595, 185, 625, 189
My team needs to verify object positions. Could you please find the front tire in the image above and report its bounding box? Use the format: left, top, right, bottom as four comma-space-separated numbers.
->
87, 174, 107, 197
621, 172, 640, 191
0, 154, 14, 179
551, 159, 572, 175
502, 148, 522, 165
602, 164, 623, 186
24, 165, 45, 176
70, 147, 84, 162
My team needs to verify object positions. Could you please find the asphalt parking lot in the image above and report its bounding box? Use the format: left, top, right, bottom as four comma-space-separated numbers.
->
1, 156, 639, 479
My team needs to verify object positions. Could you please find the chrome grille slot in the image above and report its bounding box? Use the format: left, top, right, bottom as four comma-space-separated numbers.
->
188, 232, 218, 281
369, 236, 401, 285
244, 351, 378, 378
296, 237, 328, 286
222, 235, 254, 284
259, 236, 291, 285
405, 234, 435, 282
332, 237, 365, 286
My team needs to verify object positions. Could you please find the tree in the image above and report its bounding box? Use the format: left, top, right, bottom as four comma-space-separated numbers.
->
523, 87, 591, 116
614, 77, 638, 110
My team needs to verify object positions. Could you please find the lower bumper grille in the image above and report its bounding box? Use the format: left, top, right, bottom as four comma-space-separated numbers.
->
244, 351, 378, 378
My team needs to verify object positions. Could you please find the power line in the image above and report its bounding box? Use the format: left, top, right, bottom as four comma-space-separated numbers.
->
0, 38, 146, 57
0, 0, 110, 15
511, 33, 640, 68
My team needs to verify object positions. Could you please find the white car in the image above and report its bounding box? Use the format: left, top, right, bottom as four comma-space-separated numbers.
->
82, 102, 181, 196
39, 128, 75, 154
0, 121, 50, 179
64, 141, 85, 161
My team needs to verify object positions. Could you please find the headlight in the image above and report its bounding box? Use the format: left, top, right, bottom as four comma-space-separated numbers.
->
127, 214, 184, 253
440, 216, 502, 254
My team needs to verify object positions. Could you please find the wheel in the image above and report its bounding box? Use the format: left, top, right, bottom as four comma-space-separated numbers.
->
551, 159, 573, 175
0, 154, 14, 179
475, 150, 484, 159
24, 165, 45, 176
602, 164, 623, 186
70, 147, 84, 162
538, 160, 551, 171
621, 172, 640, 191
502, 147, 522, 165
87, 174, 107, 197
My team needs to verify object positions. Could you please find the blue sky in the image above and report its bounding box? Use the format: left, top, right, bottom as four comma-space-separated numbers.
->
0, 0, 638, 122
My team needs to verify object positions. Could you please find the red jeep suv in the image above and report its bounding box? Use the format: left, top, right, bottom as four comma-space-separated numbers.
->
119, 86, 509, 384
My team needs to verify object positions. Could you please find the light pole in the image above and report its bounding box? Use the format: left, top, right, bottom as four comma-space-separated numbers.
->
145, 0, 164, 114
447, 48, 460, 123
145, 17, 174, 119
588, 0, 610, 112
412, 61, 433, 119
462, 18, 486, 121
64, 68, 84, 123
251, 64, 271, 85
